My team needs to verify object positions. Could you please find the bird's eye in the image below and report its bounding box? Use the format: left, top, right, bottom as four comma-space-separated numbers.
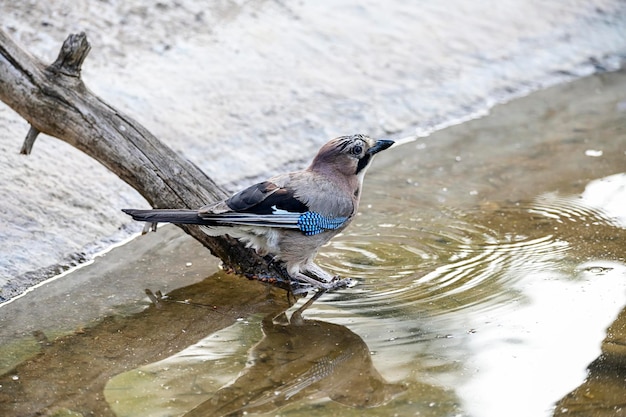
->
352, 145, 363, 155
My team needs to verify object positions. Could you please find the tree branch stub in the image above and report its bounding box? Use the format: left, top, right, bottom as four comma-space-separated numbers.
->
48, 31, 91, 77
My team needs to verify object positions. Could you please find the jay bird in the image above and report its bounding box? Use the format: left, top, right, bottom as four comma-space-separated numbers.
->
123, 134, 394, 293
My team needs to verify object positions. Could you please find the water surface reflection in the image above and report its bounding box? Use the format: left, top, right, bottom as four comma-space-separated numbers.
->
1, 70, 625, 417
310, 168, 626, 417
104, 170, 626, 417
106, 297, 406, 416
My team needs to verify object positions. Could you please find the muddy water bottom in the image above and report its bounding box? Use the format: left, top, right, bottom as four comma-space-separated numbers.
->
1, 70, 626, 416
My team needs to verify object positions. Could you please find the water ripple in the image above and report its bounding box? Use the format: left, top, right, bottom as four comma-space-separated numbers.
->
531, 192, 618, 226
316, 201, 589, 320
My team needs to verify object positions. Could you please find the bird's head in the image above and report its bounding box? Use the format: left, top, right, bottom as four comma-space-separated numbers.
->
308, 134, 394, 177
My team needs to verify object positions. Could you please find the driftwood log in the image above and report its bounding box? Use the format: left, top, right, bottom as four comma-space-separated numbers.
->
0, 30, 292, 290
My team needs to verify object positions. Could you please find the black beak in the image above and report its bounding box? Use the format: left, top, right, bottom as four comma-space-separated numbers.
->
367, 139, 395, 155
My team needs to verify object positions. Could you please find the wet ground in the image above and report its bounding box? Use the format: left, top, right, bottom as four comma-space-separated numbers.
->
1, 68, 625, 416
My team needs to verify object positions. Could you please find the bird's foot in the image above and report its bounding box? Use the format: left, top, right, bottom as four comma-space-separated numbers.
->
327, 276, 357, 290
302, 263, 338, 283
290, 274, 357, 295
220, 259, 356, 295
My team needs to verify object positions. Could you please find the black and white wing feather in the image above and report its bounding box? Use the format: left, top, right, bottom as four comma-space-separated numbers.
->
123, 180, 349, 236
199, 180, 348, 235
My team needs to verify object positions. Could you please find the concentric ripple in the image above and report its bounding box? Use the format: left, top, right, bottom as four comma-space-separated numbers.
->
530, 192, 619, 226
315, 193, 619, 321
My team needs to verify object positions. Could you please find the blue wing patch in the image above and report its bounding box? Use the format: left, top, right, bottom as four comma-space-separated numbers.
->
297, 212, 348, 236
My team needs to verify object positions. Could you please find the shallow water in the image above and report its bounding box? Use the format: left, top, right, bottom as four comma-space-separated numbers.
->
1, 70, 626, 416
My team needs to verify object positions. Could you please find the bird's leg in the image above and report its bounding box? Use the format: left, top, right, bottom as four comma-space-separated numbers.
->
302, 263, 358, 290
258, 261, 323, 295
259, 256, 355, 295
292, 271, 354, 293
302, 262, 337, 283
262, 257, 311, 294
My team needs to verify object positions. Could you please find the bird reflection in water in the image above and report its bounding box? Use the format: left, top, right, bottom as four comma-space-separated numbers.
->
184, 292, 405, 416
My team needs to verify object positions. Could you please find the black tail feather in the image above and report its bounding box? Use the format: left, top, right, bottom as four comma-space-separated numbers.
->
122, 209, 211, 225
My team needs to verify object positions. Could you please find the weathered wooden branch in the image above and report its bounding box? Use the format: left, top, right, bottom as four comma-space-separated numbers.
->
0, 30, 291, 290
19, 125, 39, 154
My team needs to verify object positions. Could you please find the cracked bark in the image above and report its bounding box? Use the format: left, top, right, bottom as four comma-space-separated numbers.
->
0, 30, 291, 291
